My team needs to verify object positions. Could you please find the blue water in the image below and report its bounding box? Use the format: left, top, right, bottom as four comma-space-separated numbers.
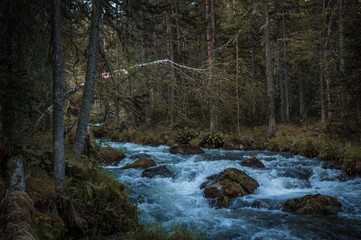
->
105, 142, 361, 240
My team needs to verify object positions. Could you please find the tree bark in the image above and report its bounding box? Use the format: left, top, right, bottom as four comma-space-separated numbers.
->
73, 0, 101, 157
114, 35, 120, 126
299, 71, 306, 118
236, 36, 240, 135
320, 49, 326, 123
264, 0, 276, 138
282, 13, 290, 122
167, 8, 175, 127
52, 0, 65, 193
206, 0, 217, 131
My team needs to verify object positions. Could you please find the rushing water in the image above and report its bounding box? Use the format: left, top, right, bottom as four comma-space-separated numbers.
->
104, 142, 361, 240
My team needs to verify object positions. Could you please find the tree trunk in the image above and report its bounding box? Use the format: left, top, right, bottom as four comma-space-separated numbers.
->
114, 36, 120, 126
282, 13, 290, 122
299, 71, 306, 118
167, 9, 175, 127
320, 49, 326, 123
206, 0, 217, 131
1, 156, 37, 240
264, 0, 276, 138
251, 41, 256, 113
323, 0, 332, 119
236, 36, 240, 135
339, 0, 345, 74
52, 0, 65, 193
73, 0, 101, 157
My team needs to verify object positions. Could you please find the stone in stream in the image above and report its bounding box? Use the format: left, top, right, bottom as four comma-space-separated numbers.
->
120, 158, 156, 170
98, 147, 125, 166
129, 153, 151, 160
142, 165, 172, 178
223, 142, 244, 150
169, 144, 204, 155
202, 168, 260, 208
239, 156, 265, 168
284, 194, 342, 215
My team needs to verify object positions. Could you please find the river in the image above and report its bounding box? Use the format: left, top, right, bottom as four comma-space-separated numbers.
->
104, 142, 361, 240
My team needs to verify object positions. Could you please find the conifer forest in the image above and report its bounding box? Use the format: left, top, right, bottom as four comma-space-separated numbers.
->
1, 0, 361, 239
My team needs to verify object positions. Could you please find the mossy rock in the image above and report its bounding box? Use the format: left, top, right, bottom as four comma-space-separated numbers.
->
284, 194, 342, 215
120, 159, 156, 170
142, 165, 172, 178
203, 168, 259, 207
169, 144, 205, 155
223, 142, 244, 150
98, 147, 125, 166
240, 156, 265, 168
199, 131, 224, 149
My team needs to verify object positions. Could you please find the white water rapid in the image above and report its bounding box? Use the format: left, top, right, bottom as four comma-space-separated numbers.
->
105, 142, 361, 240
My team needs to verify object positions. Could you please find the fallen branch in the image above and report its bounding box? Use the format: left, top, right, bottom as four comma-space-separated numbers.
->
113, 59, 211, 75
34, 82, 85, 130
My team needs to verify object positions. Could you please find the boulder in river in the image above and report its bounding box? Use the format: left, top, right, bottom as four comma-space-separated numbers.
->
223, 142, 244, 150
169, 144, 204, 155
121, 158, 156, 170
98, 147, 125, 165
202, 168, 260, 207
284, 194, 342, 215
240, 156, 265, 168
129, 153, 151, 160
143, 138, 162, 146
142, 165, 172, 178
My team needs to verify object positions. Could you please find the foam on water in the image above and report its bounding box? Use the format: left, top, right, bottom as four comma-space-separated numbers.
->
106, 142, 361, 239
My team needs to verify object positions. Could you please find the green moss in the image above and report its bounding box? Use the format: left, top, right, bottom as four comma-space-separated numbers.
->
339, 145, 361, 175
267, 136, 293, 152
64, 157, 138, 235
120, 222, 203, 240
290, 137, 320, 158
89, 114, 104, 124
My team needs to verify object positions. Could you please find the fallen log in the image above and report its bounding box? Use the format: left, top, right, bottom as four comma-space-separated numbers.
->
0, 156, 37, 240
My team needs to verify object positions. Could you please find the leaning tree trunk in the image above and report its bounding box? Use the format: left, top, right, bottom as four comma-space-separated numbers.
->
73, 0, 101, 158
264, 0, 276, 138
52, 0, 65, 193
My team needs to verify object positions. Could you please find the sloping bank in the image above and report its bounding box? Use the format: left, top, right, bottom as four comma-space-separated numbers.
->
0, 133, 198, 240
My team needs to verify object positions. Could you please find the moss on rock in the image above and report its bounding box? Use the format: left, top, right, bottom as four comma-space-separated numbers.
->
120, 159, 156, 170
284, 194, 342, 215
203, 168, 259, 207
98, 147, 125, 165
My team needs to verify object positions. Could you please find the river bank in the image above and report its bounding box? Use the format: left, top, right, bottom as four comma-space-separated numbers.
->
94, 123, 361, 177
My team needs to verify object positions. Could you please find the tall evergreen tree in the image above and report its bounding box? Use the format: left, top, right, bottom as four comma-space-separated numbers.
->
52, 0, 65, 193
73, 0, 101, 157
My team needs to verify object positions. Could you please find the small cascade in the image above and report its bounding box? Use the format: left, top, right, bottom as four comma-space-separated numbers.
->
105, 142, 361, 240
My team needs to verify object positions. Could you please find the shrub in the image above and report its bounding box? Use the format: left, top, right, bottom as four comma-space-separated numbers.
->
174, 129, 198, 144
64, 157, 138, 234
267, 136, 293, 152
290, 137, 319, 158
199, 131, 224, 149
